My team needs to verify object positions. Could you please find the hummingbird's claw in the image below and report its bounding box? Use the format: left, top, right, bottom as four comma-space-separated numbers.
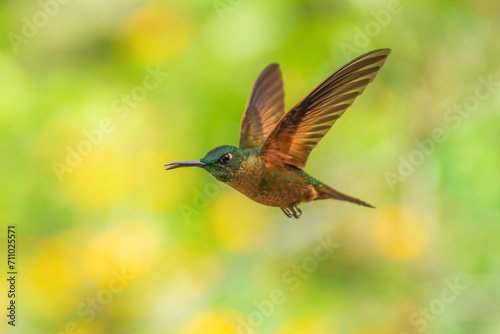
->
281, 207, 293, 218
281, 204, 302, 219
292, 206, 302, 218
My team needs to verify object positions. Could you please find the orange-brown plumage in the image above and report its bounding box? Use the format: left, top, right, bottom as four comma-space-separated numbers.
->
165, 49, 391, 218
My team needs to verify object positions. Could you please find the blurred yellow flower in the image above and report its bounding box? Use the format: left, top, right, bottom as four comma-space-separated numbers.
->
210, 191, 267, 252
77, 321, 108, 334
371, 205, 426, 260
119, 5, 192, 65
276, 317, 335, 334
181, 312, 237, 334
26, 234, 83, 317
84, 220, 162, 284
62, 147, 133, 210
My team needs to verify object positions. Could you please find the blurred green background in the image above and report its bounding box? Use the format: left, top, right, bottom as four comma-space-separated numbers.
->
1, 0, 499, 333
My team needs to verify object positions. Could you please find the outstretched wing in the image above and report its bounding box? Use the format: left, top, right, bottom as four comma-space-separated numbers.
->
239, 63, 286, 149
260, 49, 391, 169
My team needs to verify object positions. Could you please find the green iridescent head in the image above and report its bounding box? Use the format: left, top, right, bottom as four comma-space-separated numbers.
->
165, 145, 249, 182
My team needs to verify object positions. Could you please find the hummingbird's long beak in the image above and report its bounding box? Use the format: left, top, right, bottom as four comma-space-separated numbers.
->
164, 159, 206, 170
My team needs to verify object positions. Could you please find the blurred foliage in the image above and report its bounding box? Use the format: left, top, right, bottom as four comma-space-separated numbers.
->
1, 0, 500, 333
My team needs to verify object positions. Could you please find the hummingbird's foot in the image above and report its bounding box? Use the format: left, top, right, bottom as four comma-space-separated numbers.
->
281, 207, 293, 218
281, 204, 302, 219
290, 204, 302, 219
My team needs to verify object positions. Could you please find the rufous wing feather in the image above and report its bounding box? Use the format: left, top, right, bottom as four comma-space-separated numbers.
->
260, 49, 391, 169
239, 64, 286, 150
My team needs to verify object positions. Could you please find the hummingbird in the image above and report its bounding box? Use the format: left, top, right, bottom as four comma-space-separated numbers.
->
165, 49, 390, 218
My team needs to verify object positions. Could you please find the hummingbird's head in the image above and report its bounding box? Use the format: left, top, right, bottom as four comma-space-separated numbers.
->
165, 145, 249, 182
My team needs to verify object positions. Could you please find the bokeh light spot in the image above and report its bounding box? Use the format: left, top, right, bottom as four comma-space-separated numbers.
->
371, 206, 426, 260
119, 5, 192, 65
210, 191, 267, 252
181, 312, 237, 334
26, 236, 82, 317
276, 317, 335, 334
84, 220, 162, 284
62, 148, 133, 210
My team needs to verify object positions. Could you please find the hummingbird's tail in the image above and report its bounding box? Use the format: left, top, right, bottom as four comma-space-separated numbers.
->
316, 183, 374, 208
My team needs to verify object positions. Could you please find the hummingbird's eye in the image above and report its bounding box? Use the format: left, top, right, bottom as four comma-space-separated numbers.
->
218, 153, 232, 164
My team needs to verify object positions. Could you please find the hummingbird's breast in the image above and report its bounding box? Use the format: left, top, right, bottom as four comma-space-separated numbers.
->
227, 156, 318, 207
